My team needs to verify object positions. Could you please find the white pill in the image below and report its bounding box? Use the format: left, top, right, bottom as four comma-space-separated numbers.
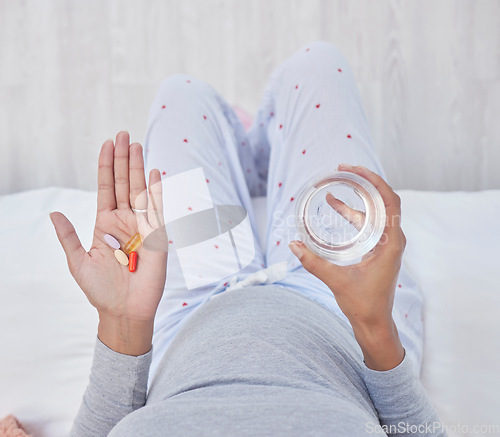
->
104, 234, 121, 250
114, 249, 129, 266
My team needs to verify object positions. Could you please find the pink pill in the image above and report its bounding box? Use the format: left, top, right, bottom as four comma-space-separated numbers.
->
104, 234, 120, 250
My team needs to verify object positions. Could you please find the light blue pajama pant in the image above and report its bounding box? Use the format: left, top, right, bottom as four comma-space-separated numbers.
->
144, 41, 423, 382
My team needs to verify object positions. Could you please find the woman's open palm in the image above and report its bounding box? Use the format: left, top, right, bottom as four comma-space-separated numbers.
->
50, 131, 168, 324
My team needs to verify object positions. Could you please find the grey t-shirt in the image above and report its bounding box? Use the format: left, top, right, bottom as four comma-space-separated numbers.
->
71, 285, 446, 436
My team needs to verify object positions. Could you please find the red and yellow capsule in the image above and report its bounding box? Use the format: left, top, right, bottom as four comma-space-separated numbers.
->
129, 251, 138, 272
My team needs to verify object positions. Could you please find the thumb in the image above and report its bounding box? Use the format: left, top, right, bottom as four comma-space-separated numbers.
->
49, 212, 86, 275
288, 240, 342, 289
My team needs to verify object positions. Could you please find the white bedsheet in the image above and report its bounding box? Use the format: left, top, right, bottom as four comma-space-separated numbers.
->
0, 188, 499, 437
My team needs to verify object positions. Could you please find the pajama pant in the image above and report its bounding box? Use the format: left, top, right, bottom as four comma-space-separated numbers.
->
143, 41, 424, 382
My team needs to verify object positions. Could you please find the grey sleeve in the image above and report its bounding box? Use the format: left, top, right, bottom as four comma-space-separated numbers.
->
70, 337, 152, 437
362, 351, 447, 437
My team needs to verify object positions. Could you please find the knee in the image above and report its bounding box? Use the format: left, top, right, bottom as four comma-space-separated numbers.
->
307, 40, 340, 53
281, 40, 349, 75
304, 41, 347, 66
160, 73, 194, 88
157, 73, 214, 97
275, 40, 349, 81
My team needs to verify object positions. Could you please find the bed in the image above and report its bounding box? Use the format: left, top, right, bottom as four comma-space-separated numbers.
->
1, 187, 499, 437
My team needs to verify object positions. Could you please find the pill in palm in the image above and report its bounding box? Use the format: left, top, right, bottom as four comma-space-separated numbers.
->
114, 249, 129, 266
124, 233, 142, 254
129, 251, 138, 272
104, 234, 120, 250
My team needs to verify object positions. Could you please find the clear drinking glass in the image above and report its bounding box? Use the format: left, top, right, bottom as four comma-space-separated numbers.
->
294, 171, 386, 265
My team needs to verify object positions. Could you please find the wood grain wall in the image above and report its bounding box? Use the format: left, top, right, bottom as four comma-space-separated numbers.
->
1, 0, 499, 194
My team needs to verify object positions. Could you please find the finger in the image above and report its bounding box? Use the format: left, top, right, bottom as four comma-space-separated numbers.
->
49, 212, 86, 275
114, 131, 131, 209
288, 240, 345, 291
143, 169, 169, 253
148, 169, 164, 228
97, 139, 116, 212
129, 142, 147, 210
338, 164, 402, 236
325, 192, 365, 231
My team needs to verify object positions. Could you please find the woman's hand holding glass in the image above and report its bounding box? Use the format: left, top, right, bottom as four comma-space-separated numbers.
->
289, 164, 406, 371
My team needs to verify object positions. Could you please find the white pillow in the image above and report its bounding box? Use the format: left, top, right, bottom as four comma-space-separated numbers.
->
0, 188, 499, 437
0, 188, 98, 437
399, 190, 500, 436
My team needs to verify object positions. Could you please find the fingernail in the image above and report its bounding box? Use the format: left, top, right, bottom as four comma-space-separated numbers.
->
338, 163, 355, 170
288, 241, 303, 260
325, 191, 337, 203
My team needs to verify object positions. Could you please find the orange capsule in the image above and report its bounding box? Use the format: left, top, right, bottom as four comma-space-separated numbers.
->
129, 251, 138, 272
124, 233, 142, 254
